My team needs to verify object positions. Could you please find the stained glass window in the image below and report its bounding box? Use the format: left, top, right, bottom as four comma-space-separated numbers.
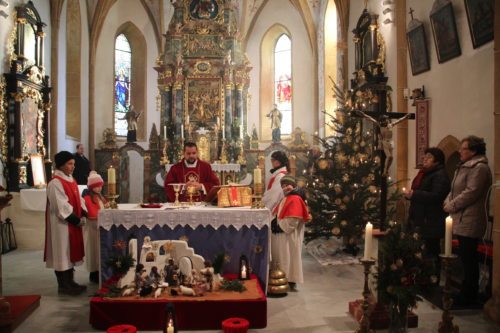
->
274, 34, 292, 135
114, 34, 132, 137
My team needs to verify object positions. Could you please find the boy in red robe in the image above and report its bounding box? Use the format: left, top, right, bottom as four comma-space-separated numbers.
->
273, 175, 311, 291
164, 142, 220, 202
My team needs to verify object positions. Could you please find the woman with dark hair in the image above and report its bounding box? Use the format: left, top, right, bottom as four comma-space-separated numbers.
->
444, 136, 492, 306
405, 147, 450, 281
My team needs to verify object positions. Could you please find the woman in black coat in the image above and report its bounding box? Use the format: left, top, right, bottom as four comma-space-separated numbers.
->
405, 147, 450, 278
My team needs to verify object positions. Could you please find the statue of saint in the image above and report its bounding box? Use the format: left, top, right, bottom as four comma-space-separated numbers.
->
121, 105, 142, 143
267, 104, 282, 143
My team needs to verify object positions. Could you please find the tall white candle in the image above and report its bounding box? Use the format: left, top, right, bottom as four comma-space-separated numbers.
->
181, 124, 184, 139
241, 265, 247, 279
253, 168, 262, 184
364, 222, 373, 260
222, 126, 225, 140
445, 216, 453, 256
163, 125, 167, 139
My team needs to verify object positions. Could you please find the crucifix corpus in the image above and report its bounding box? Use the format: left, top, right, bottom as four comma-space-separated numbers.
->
352, 106, 415, 229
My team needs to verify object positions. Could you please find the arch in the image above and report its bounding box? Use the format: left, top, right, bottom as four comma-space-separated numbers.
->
66, 0, 82, 140
437, 135, 460, 181
260, 24, 292, 141
113, 21, 147, 141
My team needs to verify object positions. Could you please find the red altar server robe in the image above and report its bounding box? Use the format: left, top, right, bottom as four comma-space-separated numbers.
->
164, 159, 220, 202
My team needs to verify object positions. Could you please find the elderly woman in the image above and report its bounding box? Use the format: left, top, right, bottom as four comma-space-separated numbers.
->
444, 136, 492, 306
44, 151, 88, 295
405, 147, 450, 280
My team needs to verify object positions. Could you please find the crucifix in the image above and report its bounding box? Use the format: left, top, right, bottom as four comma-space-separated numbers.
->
351, 94, 415, 230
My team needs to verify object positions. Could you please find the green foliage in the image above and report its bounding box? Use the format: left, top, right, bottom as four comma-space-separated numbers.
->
219, 279, 247, 292
376, 222, 434, 310
304, 81, 402, 246
212, 253, 225, 274
106, 254, 136, 275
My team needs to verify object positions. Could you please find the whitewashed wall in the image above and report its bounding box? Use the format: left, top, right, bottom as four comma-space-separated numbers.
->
246, 0, 315, 145
406, 0, 494, 180
94, 0, 159, 151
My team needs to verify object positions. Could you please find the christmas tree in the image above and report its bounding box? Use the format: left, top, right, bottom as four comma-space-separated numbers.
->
305, 82, 400, 254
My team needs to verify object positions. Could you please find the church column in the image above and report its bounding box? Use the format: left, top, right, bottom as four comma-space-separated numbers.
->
173, 81, 183, 141
162, 85, 172, 127
225, 83, 233, 141
484, 0, 500, 324
395, 0, 409, 190
235, 84, 244, 139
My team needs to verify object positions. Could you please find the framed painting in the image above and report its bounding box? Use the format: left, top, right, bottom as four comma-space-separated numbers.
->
184, 78, 223, 125
430, 1, 461, 63
407, 22, 430, 75
464, 0, 494, 49
30, 153, 46, 188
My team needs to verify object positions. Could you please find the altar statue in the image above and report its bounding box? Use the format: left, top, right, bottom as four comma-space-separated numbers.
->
267, 104, 282, 143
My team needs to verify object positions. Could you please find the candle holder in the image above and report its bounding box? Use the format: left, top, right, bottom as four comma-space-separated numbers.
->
252, 183, 264, 209
438, 254, 459, 333
177, 137, 184, 163
355, 258, 376, 333
161, 138, 170, 165
220, 140, 229, 164
105, 194, 119, 209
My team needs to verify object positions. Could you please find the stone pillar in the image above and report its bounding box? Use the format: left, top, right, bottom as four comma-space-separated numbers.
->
225, 83, 233, 141
484, 0, 500, 324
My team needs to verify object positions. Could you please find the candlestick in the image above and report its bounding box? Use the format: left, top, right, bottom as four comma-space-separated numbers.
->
445, 216, 452, 256
363, 222, 373, 260
253, 168, 262, 185
356, 258, 376, 333
438, 254, 459, 333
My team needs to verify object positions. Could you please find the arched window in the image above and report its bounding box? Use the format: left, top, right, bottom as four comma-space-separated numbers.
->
114, 34, 132, 137
324, 0, 338, 136
274, 34, 292, 135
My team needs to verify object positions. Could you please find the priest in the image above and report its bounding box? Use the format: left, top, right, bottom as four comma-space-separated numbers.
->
164, 142, 220, 202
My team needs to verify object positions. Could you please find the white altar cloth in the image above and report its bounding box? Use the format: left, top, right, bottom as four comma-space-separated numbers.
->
98, 204, 271, 231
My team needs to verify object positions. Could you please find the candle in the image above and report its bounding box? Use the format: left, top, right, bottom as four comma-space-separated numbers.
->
253, 168, 261, 185
363, 222, 373, 260
163, 125, 167, 139
222, 126, 225, 140
108, 166, 116, 196
241, 265, 247, 279
445, 216, 453, 256
108, 166, 116, 184
166, 319, 174, 333
181, 124, 184, 139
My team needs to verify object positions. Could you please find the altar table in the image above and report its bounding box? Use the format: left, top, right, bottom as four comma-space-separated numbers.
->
99, 204, 271, 288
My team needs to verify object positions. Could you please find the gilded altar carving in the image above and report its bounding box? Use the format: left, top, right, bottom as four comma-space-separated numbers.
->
0, 78, 8, 166
99, 128, 118, 149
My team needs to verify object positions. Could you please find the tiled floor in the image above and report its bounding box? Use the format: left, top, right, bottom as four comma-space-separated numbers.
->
2, 250, 498, 332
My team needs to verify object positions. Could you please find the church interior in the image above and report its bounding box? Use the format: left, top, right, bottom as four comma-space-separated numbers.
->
0, 0, 499, 332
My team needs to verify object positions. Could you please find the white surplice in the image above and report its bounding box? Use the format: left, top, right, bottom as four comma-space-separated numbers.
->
45, 170, 87, 271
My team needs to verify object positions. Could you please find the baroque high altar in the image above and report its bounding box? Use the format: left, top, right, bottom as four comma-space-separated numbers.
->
155, 0, 251, 163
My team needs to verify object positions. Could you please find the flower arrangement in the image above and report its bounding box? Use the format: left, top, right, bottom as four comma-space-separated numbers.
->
106, 239, 135, 276
376, 222, 435, 311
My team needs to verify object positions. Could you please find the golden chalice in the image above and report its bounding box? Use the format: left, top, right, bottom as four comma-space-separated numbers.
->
186, 185, 200, 205
169, 183, 185, 206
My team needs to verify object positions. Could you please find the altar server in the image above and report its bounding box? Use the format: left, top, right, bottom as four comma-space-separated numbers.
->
45, 151, 88, 295
262, 151, 289, 272
83, 171, 109, 283
274, 176, 311, 291
164, 142, 220, 202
